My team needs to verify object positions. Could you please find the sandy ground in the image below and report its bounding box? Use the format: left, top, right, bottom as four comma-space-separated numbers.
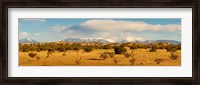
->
19, 49, 181, 66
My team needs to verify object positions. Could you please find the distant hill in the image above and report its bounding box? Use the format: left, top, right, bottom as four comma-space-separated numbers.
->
62, 38, 181, 45
154, 40, 181, 45
135, 40, 180, 45
19, 39, 38, 44
19, 38, 180, 45
62, 38, 109, 43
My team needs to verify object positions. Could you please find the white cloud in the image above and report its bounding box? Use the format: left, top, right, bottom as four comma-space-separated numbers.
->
126, 36, 145, 42
19, 32, 28, 37
50, 23, 69, 32
19, 19, 46, 22
136, 37, 144, 41
126, 36, 135, 42
106, 37, 118, 42
50, 19, 180, 41
80, 20, 181, 32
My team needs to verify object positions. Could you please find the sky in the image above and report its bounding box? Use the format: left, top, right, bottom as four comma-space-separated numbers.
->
19, 18, 181, 42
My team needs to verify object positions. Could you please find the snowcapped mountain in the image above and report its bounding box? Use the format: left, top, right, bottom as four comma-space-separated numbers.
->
62, 38, 110, 43
19, 39, 38, 43
19, 38, 180, 45
62, 38, 181, 44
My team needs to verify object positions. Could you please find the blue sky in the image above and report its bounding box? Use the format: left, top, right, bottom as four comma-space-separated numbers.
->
19, 18, 181, 42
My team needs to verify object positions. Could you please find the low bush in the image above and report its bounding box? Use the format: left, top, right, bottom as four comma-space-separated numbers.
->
74, 47, 80, 51
36, 56, 41, 60
75, 57, 82, 65
63, 52, 66, 56
113, 58, 118, 64
84, 47, 93, 52
169, 52, 179, 60
166, 47, 178, 52
28, 52, 37, 58
48, 48, 55, 52
108, 52, 115, 58
154, 58, 163, 64
149, 46, 157, 52
130, 58, 136, 65
114, 46, 127, 54
100, 53, 109, 60
130, 46, 137, 50
124, 52, 131, 58
102, 45, 112, 49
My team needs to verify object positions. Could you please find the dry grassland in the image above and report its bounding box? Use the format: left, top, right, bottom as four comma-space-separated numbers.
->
19, 48, 181, 66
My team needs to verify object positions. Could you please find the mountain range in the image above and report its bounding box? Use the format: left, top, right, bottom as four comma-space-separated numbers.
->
19, 38, 38, 44
62, 38, 181, 44
19, 38, 181, 45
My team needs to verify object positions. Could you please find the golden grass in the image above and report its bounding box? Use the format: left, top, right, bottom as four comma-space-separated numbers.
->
19, 49, 181, 66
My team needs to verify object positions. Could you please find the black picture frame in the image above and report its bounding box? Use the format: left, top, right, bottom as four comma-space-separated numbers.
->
1, 0, 199, 85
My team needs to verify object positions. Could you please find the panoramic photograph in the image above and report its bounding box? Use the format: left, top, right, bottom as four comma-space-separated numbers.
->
19, 18, 181, 66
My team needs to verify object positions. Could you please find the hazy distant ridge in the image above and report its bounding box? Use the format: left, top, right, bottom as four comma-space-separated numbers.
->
62, 38, 181, 44
19, 39, 38, 43
19, 38, 181, 44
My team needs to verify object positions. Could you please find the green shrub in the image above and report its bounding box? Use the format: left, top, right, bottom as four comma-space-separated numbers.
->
170, 52, 179, 60
130, 58, 136, 65
100, 53, 109, 60
74, 47, 80, 51
166, 44, 180, 52
108, 52, 115, 58
65, 46, 73, 50
36, 48, 41, 52
102, 45, 112, 49
149, 46, 156, 52
48, 48, 55, 52
114, 46, 127, 54
130, 46, 137, 50
166, 47, 178, 52
75, 57, 82, 65
36, 56, 41, 60
63, 52, 66, 56
84, 47, 93, 52
28, 53, 37, 58
124, 52, 131, 58
113, 58, 118, 64
22, 48, 29, 52
154, 58, 163, 64
57, 47, 66, 52
46, 51, 53, 58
